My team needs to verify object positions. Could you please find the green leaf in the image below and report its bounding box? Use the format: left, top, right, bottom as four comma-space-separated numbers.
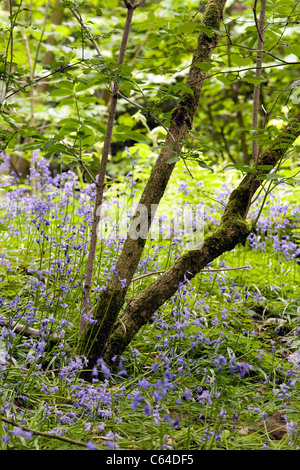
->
60, 97, 75, 106
196, 61, 214, 73
115, 125, 132, 133
83, 120, 105, 134
176, 23, 198, 34
243, 74, 265, 86
78, 124, 95, 138
231, 54, 252, 67
43, 140, 69, 155
57, 79, 74, 90
170, 82, 194, 96
167, 156, 180, 164
197, 160, 214, 172
284, 46, 300, 58
147, 11, 157, 23
216, 74, 236, 86
197, 24, 220, 38
265, 173, 284, 181
257, 165, 274, 171
222, 163, 257, 174
256, 173, 283, 181
114, 131, 146, 142
57, 118, 80, 126
49, 89, 72, 98
18, 142, 42, 150
75, 81, 95, 93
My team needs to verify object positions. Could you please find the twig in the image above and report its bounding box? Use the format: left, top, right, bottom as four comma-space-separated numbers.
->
132, 270, 166, 282
81, 264, 251, 322
63, 140, 97, 185
117, 90, 173, 140
246, 0, 267, 217
0, 318, 70, 348
207, 61, 300, 80
200, 265, 251, 273
69, 8, 103, 57
0, 415, 107, 448
1, 318, 41, 337
220, 42, 295, 64
253, 0, 264, 43
131, 265, 251, 282
252, 0, 267, 161
79, 1, 142, 334
78, 158, 97, 185
197, 189, 226, 207
5, 61, 83, 100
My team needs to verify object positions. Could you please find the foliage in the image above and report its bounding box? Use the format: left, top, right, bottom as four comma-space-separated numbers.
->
0, 0, 300, 451
1, 0, 300, 173
0, 154, 300, 449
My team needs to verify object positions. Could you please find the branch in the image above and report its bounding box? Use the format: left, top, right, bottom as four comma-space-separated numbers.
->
0, 1, 23, 109
252, 0, 267, 161
5, 61, 83, 101
131, 265, 251, 282
70, 8, 103, 57
77, 0, 229, 375
70, 9, 172, 141
102, 113, 300, 363
117, 90, 175, 141
207, 61, 300, 80
0, 415, 108, 448
0, 318, 70, 348
78, 0, 144, 334
253, 0, 264, 43
133, 0, 146, 7
125, 0, 146, 8
247, 0, 267, 216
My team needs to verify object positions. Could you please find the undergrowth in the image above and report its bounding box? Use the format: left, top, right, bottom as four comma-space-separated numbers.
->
0, 151, 299, 450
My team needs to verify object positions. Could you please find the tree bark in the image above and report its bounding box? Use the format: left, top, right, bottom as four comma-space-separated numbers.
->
78, 0, 227, 373
37, 0, 64, 93
251, 0, 267, 161
79, 1, 143, 334
101, 113, 300, 364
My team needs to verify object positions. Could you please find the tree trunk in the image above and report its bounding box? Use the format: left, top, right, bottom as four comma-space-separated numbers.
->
37, 0, 64, 93
78, 0, 228, 373
101, 113, 300, 364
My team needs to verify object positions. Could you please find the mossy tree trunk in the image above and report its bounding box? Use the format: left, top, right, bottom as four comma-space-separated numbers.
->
78, 0, 300, 379
81, 109, 300, 376
101, 114, 300, 363
78, 0, 227, 374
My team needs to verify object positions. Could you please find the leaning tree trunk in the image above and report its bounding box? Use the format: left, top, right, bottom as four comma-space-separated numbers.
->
101, 113, 300, 364
78, 0, 228, 372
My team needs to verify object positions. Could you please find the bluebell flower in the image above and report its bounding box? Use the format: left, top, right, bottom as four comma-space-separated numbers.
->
96, 358, 111, 379
86, 440, 94, 450
164, 414, 180, 427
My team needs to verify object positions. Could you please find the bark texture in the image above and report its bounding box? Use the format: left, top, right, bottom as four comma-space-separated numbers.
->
79, 2, 138, 334
101, 114, 300, 364
78, 0, 227, 372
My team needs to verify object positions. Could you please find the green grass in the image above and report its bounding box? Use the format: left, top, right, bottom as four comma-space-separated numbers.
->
0, 159, 300, 450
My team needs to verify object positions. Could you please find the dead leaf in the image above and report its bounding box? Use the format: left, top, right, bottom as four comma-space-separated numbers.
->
238, 427, 249, 435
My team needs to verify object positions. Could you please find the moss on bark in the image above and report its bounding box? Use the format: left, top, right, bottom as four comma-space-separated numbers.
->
81, 2, 300, 379
79, 0, 228, 379
101, 115, 300, 365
